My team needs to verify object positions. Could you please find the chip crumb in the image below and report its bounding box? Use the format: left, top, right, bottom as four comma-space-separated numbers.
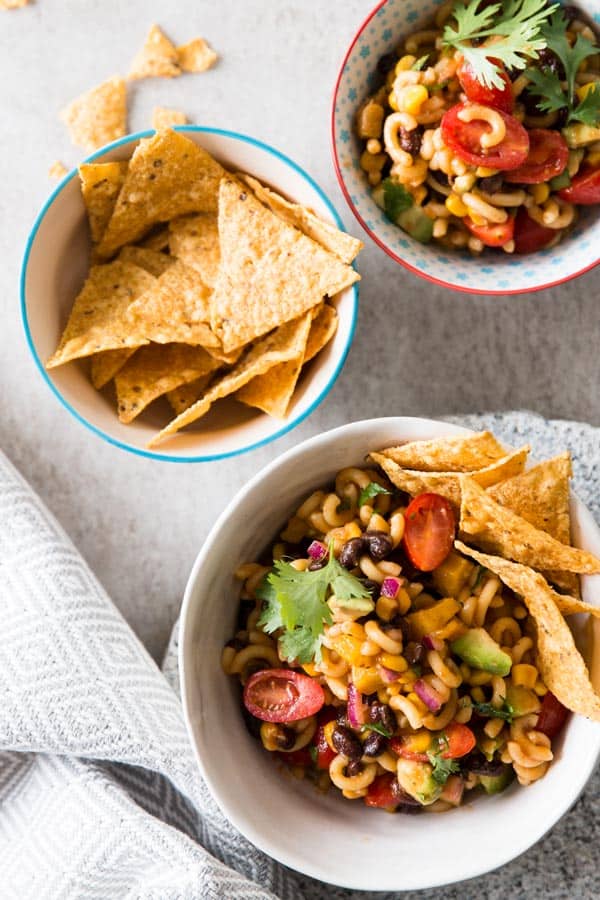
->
129, 24, 181, 79
177, 37, 218, 73
60, 77, 127, 152
152, 107, 188, 130
0, 0, 29, 9
48, 161, 68, 180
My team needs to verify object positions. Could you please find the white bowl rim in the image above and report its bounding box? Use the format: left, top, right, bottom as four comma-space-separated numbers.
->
330, 0, 600, 296
20, 125, 360, 464
179, 415, 600, 890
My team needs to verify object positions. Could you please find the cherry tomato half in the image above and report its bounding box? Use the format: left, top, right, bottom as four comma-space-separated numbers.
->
391, 723, 475, 761
505, 129, 569, 184
536, 692, 570, 738
364, 773, 406, 809
464, 216, 515, 247
313, 707, 337, 770
441, 103, 529, 170
513, 207, 556, 254
558, 167, 600, 204
243, 669, 325, 722
402, 493, 456, 572
458, 60, 514, 113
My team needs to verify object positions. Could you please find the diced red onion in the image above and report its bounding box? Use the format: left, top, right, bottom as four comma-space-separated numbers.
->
441, 775, 464, 806
381, 577, 402, 599
347, 682, 368, 727
414, 678, 442, 712
307, 540, 327, 560
378, 665, 401, 684
422, 634, 445, 652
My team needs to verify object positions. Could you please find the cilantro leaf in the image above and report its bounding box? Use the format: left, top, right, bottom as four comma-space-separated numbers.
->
279, 625, 320, 664
472, 700, 515, 722
358, 481, 392, 507
361, 722, 392, 738
382, 178, 413, 222
427, 752, 460, 785
256, 577, 284, 634
570, 84, 600, 126
524, 65, 566, 115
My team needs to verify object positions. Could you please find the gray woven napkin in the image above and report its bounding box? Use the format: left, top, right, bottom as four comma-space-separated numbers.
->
1, 412, 599, 900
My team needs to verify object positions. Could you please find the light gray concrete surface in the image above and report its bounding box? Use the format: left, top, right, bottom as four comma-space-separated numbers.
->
1, 0, 599, 669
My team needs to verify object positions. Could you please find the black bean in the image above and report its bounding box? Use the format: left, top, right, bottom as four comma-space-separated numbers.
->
363, 531, 394, 561
399, 125, 423, 156
461, 751, 506, 777
346, 759, 362, 777
369, 701, 396, 736
339, 537, 366, 568
363, 732, 388, 757
535, 47, 566, 79
362, 579, 380, 596
332, 724, 363, 762
336, 707, 349, 727
308, 557, 327, 570
561, 4, 581, 23
377, 52, 397, 76
404, 641, 425, 666
478, 174, 503, 194
273, 726, 296, 751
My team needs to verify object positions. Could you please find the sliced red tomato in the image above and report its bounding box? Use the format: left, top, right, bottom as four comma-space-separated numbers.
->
458, 60, 514, 113
276, 748, 312, 767
391, 724, 475, 761
513, 207, 556, 254
390, 733, 430, 762
536, 692, 570, 738
364, 773, 405, 809
441, 723, 476, 758
402, 493, 456, 572
505, 129, 569, 184
243, 669, 325, 722
313, 707, 337, 770
558, 167, 600, 204
464, 216, 515, 247
441, 103, 529, 170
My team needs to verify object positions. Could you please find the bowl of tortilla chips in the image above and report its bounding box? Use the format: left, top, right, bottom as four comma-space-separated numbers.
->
21, 127, 362, 461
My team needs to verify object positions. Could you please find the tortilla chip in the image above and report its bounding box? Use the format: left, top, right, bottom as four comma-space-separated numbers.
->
152, 107, 188, 129
168, 213, 220, 287
149, 314, 312, 446
97, 130, 225, 257
177, 37, 218, 73
118, 245, 174, 276
115, 343, 220, 423
139, 225, 170, 251
125, 259, 218, 347
46, 262, 155, 368
211, 177, 359, 352
90, 348, 136, 389
167, 374, 214, 415
79, 161, 129, 244
129, 24, 180, 79
60, 77, 127, 152
370, 446, 529, 510
303, 304, 338, 364
49, 161, 68, 180
454, 542, 600, 721
236, 311, 313, 418
380, 431, 509, 473
459, 476, 600, 575
240, 173, 363, 264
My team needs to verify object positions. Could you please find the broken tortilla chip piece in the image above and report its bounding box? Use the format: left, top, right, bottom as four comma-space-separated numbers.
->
97, 130, 225, 257
90, 348, 136, 389
79, 161, 129, 244
125, 259, 218, 347
115, 343, 220, 423
454, 542, 600, 721
61, 77, 127, 152
49, 161, 68, 180
152, 107, 188, 130
46, 261, 155, 368
235, 311, 313, 418
168, 213, 220, 286
459, 476, 600, 575
370, 446, 529, 510
380, 431, 509, 473
176, 37, 218, 73
167, 374, 214, 415
139, 226, 170, 252
303, 304, 338, 364
211, 177, 359, 352
149, 314, 313, 446
240, 174, 363, 264
117, 245, 174, 276
129, 24, 180, 80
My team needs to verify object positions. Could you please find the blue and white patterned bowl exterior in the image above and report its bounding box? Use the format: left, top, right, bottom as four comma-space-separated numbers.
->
333, 0, 600, 293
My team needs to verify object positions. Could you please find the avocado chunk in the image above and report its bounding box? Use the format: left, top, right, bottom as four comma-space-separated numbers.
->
394, 206, 434, 244
375, 178, 434, 244
480, 766, 514, 795
451, 628, 512, 676
549, 170, 571, 191
396, 758, 442, 806
563, 123, 600, 147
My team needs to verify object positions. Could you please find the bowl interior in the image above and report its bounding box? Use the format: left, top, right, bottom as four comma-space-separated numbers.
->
332, 0, 600, 293
180, 417, 600, 891
22, 127, 358, 461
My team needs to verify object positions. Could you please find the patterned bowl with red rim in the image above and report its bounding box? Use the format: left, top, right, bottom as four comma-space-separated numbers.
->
331, 0, 600, 294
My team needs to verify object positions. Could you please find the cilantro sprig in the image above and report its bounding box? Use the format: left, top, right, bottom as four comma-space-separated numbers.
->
525, 10, 600, 125
427, 751, 460, 785
361, 722, 393, 738
471, 700, 515, 722
257, 545, 372, 664
443, 0, 557, 89
358, 481, 392, 507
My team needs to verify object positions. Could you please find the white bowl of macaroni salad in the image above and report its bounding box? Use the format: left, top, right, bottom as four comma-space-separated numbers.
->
179, 417, 600, 891
332, 0, 600, 293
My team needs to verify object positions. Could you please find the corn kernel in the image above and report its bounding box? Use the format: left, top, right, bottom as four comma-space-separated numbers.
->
379, 653, 408, 673
532, 183, 550, 204
396, 54, 417, 73
445, 193, 469, 217
576, 81, 599, 101
400, 84, 429, 115
512, 663, 538, 690
476, 166, 500, 177
352, 665, 383, 694
324, 720, 336, 751
302, 662, 318, 676
331, 633, 369, 667
407, 730, 432, 753
366, 138, 382, 154
471, 686, 486, 703
388, 91, 399, 111
376, 595, 397, 622
534, 679, 548, 697
377, 687, 389, 704
396, 587, 411, 615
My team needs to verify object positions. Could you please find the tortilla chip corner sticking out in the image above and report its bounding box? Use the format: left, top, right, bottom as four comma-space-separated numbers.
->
167, 374, 213, 415
128, 24, 181, 80
459, 476, 600, 575
381, 431, 509, 473
90, 348, 136, 389
454, 542, 600, 721
97, 130, 225, 257
177, 37, 218, 73
60, 77, 127, 152
151, 107, 188, 130
210, 177, 359, 353
79, 161, 129, 244
303, 303, 338, 364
